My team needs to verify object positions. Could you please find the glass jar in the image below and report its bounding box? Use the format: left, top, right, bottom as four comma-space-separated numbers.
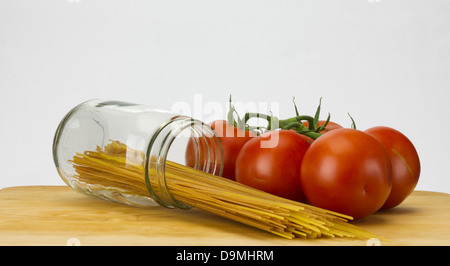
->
52, 99, 223, 209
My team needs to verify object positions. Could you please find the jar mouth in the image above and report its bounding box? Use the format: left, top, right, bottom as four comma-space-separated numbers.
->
144, 116, 223, 209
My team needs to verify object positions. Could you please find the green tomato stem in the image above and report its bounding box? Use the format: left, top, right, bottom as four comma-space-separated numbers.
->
243, 112, 323, 139
279, 115, 316, 130
243, 112, 280, 131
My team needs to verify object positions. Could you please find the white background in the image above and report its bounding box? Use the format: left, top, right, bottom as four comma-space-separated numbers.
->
1, 0, 449, 193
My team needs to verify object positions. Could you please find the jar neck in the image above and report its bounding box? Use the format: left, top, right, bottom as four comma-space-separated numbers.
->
144, 116, 223, 209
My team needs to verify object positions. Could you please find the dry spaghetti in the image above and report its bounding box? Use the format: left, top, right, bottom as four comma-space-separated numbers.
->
70, 140, 380, 240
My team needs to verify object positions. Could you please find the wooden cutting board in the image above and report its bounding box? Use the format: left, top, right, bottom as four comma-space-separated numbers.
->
0, 186, 449, 246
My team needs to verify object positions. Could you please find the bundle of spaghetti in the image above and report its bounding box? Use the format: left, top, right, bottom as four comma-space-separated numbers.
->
70, 140, 380, 240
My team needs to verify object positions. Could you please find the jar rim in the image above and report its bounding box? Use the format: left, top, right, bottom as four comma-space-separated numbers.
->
144, 116, 224, 209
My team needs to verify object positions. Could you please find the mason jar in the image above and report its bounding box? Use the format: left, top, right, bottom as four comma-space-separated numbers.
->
52, 99, 223, 209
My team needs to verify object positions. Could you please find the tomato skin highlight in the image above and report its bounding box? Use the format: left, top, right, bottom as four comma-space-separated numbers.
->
185, 120, 255, 180
235, 130, 311, 202
365, 126, 421, 210
300, 128, 392, 220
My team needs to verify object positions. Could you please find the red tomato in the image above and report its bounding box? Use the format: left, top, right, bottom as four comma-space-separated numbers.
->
185, 130, 222, 176
365, 126, 420, 210
302, 120, 343, 134
210, 120, 256, 180
185, 120, 255, 180
300, 128, 392, 219
235, 130, 312, 202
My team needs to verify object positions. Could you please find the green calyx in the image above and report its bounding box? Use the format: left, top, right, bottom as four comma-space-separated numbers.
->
226, 95, 335, 140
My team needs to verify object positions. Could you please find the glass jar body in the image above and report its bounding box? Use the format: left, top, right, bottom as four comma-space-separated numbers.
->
53, 99, 223, 208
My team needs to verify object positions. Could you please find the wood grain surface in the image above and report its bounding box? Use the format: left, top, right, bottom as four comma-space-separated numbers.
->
0, 186, 449, 246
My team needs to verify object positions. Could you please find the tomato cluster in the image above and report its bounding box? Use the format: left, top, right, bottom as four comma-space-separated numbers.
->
185, 97, 421, 220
